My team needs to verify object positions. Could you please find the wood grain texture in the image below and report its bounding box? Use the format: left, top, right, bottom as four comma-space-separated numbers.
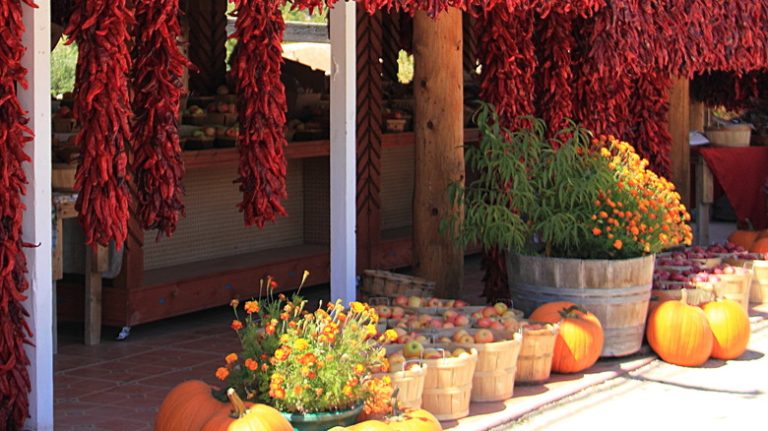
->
413, 9, 464, 297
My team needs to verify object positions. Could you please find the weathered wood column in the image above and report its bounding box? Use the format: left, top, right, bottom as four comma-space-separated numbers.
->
413, 9, 464, 297
668, 78, 691, 209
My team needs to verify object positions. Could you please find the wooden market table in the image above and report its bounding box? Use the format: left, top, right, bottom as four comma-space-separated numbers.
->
694, 146, 768, 245
53, 193, 108, 346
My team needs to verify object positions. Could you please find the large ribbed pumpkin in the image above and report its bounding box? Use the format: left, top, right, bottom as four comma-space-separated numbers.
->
530, 302, 604, 373
646, 291, 713, 367
703, 299, 751, 360
750, 237, 768, 254
331, 407, 442, 431
155, 380, 226, 430
201, 389, 293, 431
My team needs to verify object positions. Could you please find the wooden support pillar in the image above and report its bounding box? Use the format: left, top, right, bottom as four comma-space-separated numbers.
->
84, 245, 108, 345
186, 0, 228, 95
413, 9, 464, 298
668, 78, 691, 210
696, 156, 714, 246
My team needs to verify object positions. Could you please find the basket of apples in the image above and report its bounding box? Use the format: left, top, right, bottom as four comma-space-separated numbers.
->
651, 268, 714, 306
657, 246, 722, 269
394, 295, 477, 315
360, 270, 436, 300
723, 251, 768, 304
433, 328, 523, 402
705, 264, 753, 311
388, 341, 477, 421
706, 241, 750, 259
374, 351, 428, 410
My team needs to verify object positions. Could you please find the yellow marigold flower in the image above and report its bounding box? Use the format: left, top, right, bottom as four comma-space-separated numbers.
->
384, 329, 398, 342
280, 334, 290, 344
215, 367, 229, 381
293, 338, 309, 351
343, 385, 354, 398
244, 358, 258, 371
244, 301, 260, 314
274, 347, 291, 362
350, 301, 366, 314
354, 363, 366, 375
225, 353, 238, 364
366, 324, 377, 338
613, 240, 623, 250
231, 320, 243, 331
273, 388, 285, 399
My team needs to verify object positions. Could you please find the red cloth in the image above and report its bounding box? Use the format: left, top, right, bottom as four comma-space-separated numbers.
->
699, 146, 768, 229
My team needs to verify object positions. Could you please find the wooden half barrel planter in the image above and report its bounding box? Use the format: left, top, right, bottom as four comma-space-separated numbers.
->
508, 254, 655, 357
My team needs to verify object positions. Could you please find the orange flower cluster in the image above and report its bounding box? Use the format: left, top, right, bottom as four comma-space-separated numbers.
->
362, 376, 394, 419
589, 135, 693, 257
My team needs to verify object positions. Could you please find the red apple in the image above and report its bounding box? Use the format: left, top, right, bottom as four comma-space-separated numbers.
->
482, 306, 497, 318
454, 315, 470, 327
443, 322, 455, 329
427, 297, 442, 307
375, 305, 392, 319
452, 329, 469, 342
476, 317, 492, 328
407, 296, 423, 308
474, 329, 494, 344
422, 348, 443, 359
443, 310, 458, 323
393, 296, 409, 306
493, 302, 508, 316
453, 299, 468, 308
390, 306, 405, 319
489, 321, 505, 331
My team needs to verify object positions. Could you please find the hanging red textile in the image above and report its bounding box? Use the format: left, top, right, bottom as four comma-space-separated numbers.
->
231, 0, 289, 227
0, 1, 35, 426
66, 0, 134, 248
132, 0, 189, 239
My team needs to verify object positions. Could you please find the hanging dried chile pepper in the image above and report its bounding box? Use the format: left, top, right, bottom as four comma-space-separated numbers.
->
132, 0, 189, 238
0, 1, 35, 427
629, 72, 672, 177
535, 11, 574, 135
66, 0, 134, 248
231, 0, 289, 227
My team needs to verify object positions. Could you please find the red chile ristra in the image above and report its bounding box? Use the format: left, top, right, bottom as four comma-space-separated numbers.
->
66, 0, 134, 248
132, 0, 189, 238
0, 0, 35, 426
230, 0, 289, 227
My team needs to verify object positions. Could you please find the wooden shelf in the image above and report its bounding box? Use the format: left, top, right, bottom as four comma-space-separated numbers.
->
182, 129, 481, 169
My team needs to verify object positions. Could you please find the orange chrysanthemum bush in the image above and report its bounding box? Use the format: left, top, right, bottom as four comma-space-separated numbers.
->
445, 103, 692, 259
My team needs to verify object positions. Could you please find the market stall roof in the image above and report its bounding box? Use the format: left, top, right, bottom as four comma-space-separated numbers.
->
283, 42, 331, 75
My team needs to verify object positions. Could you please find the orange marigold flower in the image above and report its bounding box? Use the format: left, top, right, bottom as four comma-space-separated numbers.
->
354, 363, 366, 375
244, 301, 260, 314
613, 240, 623, 250
244, 358, 258, 371
270, 280, 279, 289
592, 227, 602, 236
266, 324, 276, 335
215, 367, 229, 381
261, 363, 269, 372
315, 388, 324, 396
599, 211, 608, 219
280, 312, 290, 321
231, 320, 243, 331
274, 347, 291, 362
293, 385, 303, 396
273, 388, 285, 399
225, 353, 238, 364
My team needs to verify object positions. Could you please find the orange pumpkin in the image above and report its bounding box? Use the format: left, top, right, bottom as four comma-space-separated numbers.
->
155, 380, 226, 431
728, 229, 760, 249
531, 302, 604, 373
750, 237, 768, 253
334, 407, 442, 431
201, 389, 293, 431
646, 290, 713, 367
703, 299, 751, 360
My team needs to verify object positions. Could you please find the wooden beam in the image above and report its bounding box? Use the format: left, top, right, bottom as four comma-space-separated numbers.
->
413, 9, 464, 298
695, 154, 714, 246
19, 0, 54, 427
84, 246, 107, 345
186, 0, 228, 95
668, 78, 691, 209
329, 2, 357, 302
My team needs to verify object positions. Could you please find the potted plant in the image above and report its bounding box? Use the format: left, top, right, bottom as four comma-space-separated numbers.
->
442, 103, 693, 356
215, 273, 393, 431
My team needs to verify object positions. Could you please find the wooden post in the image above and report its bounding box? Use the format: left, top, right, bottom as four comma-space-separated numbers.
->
84, 246, 108, 345
668, 78, 691, 209
329, 2, 357, 302
19, 0, 54, 428
413, 9, 464, 298
696, 156, 714, 246
186, 0, 228, 95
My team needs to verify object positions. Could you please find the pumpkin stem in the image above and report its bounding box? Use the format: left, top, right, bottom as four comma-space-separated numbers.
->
560, 305, 588, 318
226, 388, 248, 418
390, 387, 401, 417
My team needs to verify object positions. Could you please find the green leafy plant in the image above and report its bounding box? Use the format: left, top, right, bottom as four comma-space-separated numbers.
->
442, 102, 692, 259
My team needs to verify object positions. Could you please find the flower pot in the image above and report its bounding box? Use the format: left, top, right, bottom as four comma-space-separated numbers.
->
507, 254, 655, 357
280, 404, 363, 431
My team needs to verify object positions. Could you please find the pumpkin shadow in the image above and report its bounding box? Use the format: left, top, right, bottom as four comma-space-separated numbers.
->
468, 401, 508, 415
730, 349, 765, 361
512, 384, 549, 397
698, 359, 727, 369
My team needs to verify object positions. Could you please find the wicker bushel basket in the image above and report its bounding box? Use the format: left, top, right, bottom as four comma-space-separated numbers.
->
359, 270, 436, 300
515, 321, 558, 385
454, 330, 523, 402
421, 347, 478, 421
724, 257, 768, 304
376, 361, 427, 410
707, 273, 753, 312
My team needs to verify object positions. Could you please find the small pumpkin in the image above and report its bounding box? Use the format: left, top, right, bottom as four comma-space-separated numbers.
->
155, 380, 227, 431
703, 299, 751, 360
531, 302, 604, 373
646, 290, 713, 367
201, 389, 293, 431
728, 229, 760, 250
750, 237, 768, 253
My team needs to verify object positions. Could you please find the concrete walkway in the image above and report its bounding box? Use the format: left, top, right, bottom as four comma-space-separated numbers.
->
494, 307, 768, 431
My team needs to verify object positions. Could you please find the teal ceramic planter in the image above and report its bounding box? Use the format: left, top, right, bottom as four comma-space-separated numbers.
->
281, 405, 363, 431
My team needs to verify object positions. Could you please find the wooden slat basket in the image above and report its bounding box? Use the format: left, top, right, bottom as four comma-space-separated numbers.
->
421, 347, 478, 421
360, 270, 436, 300
515, 321, 558, 385
381, 361, 427, 410
454, 330, 523, 402
724, 257, 768, 304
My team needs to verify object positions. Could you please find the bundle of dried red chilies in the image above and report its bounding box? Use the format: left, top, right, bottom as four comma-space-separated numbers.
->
630, 72, 672, 177
535, 11, 574, 135
132, 0, 188, 238
231, 0, 289, 227
66, 0, 134, 248
0, 1, 34, 427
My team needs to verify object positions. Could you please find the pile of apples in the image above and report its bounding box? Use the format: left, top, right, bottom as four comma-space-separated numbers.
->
387, 312, 472, 330
661, 246, 718, 261
206, 101, 237, 115
390, 295, 470, 309
377, 302, 521, 332
705, 242, 749, 256
654, 263, 750, 290
185, 104, 206, 118
431, 328, 498, 345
